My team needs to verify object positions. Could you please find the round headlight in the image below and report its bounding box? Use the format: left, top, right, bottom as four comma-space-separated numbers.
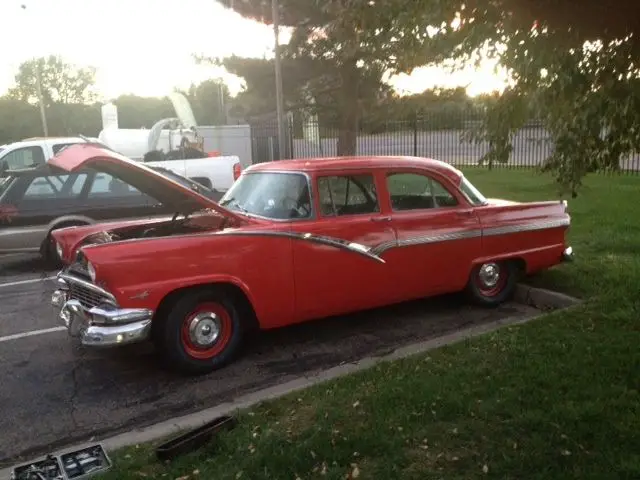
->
55, 241, 64, 259
87, 261, 96, 282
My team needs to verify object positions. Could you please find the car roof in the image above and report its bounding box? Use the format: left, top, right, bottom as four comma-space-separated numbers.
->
245, 156, 464, 183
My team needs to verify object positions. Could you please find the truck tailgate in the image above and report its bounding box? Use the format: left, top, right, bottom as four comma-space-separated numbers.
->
146, 156, 240, 192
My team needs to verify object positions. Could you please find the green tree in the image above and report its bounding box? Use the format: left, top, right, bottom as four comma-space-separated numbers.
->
8, 55, 98, 106
216, 0, 459, 155
184, 79, 231, 125
424, 0, 640, 196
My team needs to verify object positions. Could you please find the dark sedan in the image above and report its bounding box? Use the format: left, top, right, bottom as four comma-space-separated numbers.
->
0, 163, 222, 265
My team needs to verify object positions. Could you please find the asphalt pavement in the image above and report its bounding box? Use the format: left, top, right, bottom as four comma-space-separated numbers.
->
0, 253, 541, 467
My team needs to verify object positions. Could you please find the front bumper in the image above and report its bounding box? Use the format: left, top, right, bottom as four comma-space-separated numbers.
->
562, 246, 574, 262
51, 277, 153, 348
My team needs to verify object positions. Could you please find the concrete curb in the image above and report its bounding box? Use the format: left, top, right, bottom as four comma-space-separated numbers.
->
515, 283, 582, 310
1, 285, 581, 476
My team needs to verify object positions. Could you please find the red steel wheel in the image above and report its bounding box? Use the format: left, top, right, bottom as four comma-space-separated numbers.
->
180, 302, 234, 360
474, 262, 508, 297
155, 288, 247, 374
466, 260, 518, 307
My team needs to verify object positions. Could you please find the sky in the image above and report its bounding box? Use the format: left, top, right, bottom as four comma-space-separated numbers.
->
0, 0, 507, 101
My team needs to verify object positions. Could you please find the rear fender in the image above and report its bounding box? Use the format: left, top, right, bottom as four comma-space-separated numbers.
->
474, 200, 570, 274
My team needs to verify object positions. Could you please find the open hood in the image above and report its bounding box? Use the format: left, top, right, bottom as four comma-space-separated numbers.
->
48, 144, 246, 222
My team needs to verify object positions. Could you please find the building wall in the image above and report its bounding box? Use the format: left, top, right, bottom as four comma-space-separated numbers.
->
196, 125, 253, 168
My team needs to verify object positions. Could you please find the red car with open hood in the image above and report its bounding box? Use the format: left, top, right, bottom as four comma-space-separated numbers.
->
49, 144, 573, 374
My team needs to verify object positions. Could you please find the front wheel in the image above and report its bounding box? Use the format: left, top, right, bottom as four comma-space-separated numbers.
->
465, 260, 518, 307
154, 289, 245, 374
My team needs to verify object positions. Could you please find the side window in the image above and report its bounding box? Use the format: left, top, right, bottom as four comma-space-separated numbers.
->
22, 173, 89, 200
386, 172, 458, 211
87, 173, 143, 199
1, 146, 46, 170
317, 174, 379, 217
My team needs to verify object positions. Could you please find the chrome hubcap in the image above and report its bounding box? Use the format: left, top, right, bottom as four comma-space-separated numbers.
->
188, 312, 221, 347
478, 263, 501, 288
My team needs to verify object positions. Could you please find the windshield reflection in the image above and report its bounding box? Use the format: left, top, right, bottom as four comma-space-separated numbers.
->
220, 172, 312, 220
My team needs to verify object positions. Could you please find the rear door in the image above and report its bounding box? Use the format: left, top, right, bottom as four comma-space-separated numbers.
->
380, 168, 482, 299
291, 169, 399, 320
0, 171, 90, 253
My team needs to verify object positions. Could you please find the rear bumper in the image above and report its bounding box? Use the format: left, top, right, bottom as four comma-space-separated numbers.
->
562, 246, 574, 262
51, 284, 153, 348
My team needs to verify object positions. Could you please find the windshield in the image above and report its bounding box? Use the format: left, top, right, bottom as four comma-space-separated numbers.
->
219, 172, 312, 220
460, 176, 488, 206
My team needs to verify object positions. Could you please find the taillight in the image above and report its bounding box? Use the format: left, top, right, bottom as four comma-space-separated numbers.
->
233, 163, 242, 180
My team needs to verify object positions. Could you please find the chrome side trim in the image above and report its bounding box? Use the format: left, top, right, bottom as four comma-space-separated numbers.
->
216, 229, 385, 263
58, 271, 118, 305
372, 229, 483, 256
483, 218, 570, 237
216, 217, 570, 263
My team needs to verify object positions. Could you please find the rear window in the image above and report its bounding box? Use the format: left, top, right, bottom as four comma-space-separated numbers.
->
22, 173, 89, 200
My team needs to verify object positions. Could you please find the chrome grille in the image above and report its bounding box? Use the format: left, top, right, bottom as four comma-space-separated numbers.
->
68, 282, 111, 309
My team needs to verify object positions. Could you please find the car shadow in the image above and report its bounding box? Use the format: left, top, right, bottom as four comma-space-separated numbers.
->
74, 291, 521, 382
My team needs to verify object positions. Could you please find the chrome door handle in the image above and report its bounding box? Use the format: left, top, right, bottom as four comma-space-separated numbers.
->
455, 210, 474, 217
370, 216, 391, 222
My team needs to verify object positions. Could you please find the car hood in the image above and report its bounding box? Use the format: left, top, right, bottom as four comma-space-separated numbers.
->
48, 143, 245, 222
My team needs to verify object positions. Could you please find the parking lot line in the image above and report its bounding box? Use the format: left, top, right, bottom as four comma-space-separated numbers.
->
0, 326, 66, 343
0, 276, 56, 289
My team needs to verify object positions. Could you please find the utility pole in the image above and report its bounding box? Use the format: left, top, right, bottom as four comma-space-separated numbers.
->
272, 0, 286, 159
34, 61, 48, 137
21, 3, 48, 137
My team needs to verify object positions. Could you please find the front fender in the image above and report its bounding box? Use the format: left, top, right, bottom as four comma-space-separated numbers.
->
80, 233, 296, 329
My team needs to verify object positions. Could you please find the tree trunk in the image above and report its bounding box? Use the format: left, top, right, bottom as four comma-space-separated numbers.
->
337, 61, 359, 156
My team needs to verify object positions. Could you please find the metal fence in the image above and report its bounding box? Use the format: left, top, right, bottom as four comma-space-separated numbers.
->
248, 114, 640, 173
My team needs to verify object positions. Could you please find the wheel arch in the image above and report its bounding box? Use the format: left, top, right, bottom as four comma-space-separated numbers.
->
470, 253, 527, 277
151, 281, 260, 339
40, 216, 94, 258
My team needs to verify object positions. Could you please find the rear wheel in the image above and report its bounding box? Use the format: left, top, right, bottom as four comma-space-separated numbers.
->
465, 260, 518, 307
154, 288, 245, 374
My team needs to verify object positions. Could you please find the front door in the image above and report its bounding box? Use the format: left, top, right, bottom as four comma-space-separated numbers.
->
381, 169, 482, 300
291, 170, 398, 321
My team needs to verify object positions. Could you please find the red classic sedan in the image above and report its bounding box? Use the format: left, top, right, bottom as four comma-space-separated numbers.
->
50, 144, 573, 374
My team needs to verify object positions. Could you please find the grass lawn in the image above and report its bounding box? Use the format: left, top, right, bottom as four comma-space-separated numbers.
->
97, 168, 640, 480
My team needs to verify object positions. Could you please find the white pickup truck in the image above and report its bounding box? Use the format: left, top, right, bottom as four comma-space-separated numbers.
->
0, 136, 242, 194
